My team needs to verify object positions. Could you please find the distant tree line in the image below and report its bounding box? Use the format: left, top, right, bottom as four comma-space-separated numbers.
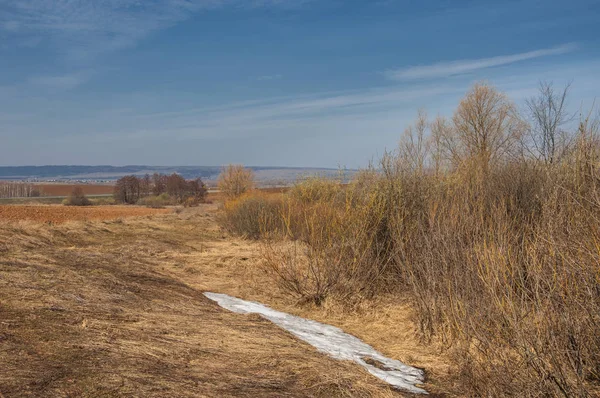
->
0, 182, 41, 199
114, 173, 207, 205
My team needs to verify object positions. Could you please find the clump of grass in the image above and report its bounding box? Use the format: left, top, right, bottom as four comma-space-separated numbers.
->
89, 197, 115, 206
137, 193, 172, 208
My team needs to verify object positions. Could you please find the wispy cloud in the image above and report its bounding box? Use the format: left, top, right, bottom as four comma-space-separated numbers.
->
28, 71, 92, 90
385, 43, 578, 81
0, 0, 310, 59
257, 74, 283, 81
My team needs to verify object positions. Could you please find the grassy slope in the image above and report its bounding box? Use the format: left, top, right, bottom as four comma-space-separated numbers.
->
0, 206, 449, 397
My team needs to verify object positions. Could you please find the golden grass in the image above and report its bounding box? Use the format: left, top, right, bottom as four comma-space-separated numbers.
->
0, 206, 442, 397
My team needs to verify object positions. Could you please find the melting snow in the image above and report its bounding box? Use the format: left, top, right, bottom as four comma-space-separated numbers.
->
204, 292, 427, 394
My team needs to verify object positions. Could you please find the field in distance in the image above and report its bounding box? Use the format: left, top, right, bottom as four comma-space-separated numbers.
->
0, 205, 169, 223
34, 183, 115, 196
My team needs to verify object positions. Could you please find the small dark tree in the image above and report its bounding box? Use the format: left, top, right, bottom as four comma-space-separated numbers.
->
166, 173, 187, 202
186, 177, 208, 203
152, 173, 167, 196
65, 186, 91, 206
114, 175, 141, 204
140, 174, 152, 197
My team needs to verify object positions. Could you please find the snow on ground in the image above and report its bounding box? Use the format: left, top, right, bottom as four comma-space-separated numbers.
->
204, 292, 428, 394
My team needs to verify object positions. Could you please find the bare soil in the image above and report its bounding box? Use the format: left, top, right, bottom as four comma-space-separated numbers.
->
34, 184, 115, 197
0, 205, 169, 224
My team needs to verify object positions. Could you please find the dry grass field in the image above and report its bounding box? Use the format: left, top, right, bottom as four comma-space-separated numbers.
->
0, 205, 169, 224
0, 205, 449, 397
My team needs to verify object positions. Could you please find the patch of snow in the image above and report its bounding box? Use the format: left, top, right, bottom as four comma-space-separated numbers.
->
204, 292, 427, 394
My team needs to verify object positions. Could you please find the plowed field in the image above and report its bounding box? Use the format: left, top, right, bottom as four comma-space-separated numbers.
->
0, 205, 169, 223
34, 184, 114, 196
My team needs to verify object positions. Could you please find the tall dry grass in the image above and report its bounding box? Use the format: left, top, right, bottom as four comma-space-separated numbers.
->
220, 83, 600, 396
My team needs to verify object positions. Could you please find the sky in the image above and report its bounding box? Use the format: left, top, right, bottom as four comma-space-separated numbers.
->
1, 0, 599, 168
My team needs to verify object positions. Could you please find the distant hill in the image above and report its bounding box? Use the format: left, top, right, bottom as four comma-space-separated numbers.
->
0, 165, 354, 186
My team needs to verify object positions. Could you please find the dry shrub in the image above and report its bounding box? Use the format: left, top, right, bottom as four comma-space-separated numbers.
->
63, 187, 92, 206
217, 83, 600, 395
219, 191, 285, 239
183, 196, 200, 208
287, 176, 344, 205
137, 193, 172, 208
259, 174, 399, 306
380, 112, 600, 395
217, 164, 255, 199
258, 150, 600, 394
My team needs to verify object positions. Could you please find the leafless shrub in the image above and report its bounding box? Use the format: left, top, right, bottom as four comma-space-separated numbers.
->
63, 186, 92, 206
217, 165, 255, 199
219, 82, 600, 395
525, 81, 573, 164
137, 193, 172, 208
220, 191, 285, 239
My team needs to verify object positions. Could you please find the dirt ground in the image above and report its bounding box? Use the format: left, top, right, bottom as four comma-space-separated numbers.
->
0, 205, 169, 224
0, 205, 452, 397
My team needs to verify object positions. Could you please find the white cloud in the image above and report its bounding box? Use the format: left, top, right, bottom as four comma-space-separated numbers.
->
0, 0, 310, 59
385, 43, 578, 81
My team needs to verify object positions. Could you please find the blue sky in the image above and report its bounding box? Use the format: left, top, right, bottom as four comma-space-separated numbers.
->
1, 0, 599, 168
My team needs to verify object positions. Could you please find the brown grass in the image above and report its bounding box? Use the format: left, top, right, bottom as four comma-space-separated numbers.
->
0, 206, 443, 397
34, 183, 115, 196
0, 204, 169, 223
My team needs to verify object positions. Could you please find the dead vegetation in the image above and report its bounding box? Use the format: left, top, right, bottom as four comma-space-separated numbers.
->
218, 164, 256, 199
220, 82, 600, 396
0, 206, 444, 397
63, 186, 92, 206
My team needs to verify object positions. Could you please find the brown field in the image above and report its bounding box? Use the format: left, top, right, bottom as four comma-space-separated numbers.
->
0, 205, 450, 397
35, 183, 115, 196
0, 205, 169, 223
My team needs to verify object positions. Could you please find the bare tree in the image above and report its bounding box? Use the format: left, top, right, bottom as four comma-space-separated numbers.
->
152, 173, 167, 196
452, 82, 525, 172
186, 177, 208, 202
429, 115, 456, 175
525, 81, 572, 164
0, 182, 39, 198
166, 173, 188, 202
217, 165, 255, 199
399, 109, 429, 174
114, 175, 141, 204
140, 174, 152, 197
